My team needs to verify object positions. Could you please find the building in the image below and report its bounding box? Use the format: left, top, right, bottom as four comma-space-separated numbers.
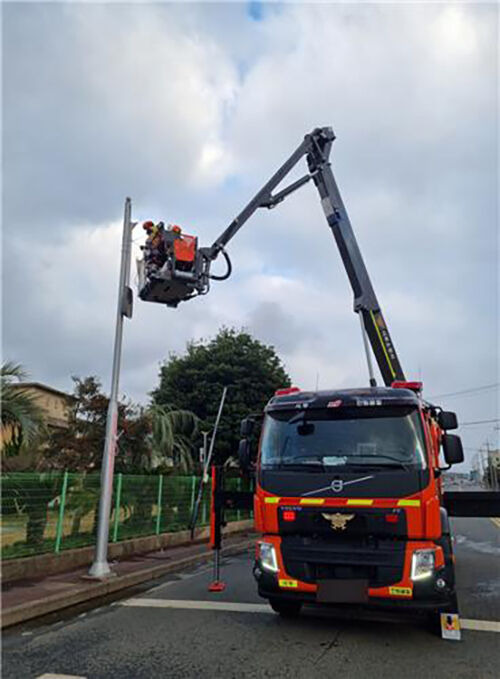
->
11, 382, 74, 430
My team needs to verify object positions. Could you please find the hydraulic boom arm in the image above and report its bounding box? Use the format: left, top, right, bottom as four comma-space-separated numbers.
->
140, 126, 405, 386
203, 127, 405, 386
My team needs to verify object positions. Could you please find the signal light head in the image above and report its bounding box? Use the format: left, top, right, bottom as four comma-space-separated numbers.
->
391, 381, 423, 393
274, 386, 301, 397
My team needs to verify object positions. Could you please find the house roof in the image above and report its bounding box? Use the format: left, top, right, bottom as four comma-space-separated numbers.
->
12, 382, 75, 401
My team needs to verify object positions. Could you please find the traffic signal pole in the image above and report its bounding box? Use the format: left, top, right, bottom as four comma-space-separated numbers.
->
88, 198, 134, 578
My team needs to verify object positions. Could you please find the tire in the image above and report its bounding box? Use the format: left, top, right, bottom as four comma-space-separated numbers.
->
269, 598, 302, 618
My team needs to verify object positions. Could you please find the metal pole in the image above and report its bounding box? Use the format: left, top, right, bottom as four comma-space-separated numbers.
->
190, 476, 196, 512
204, 386, 228, 478
200, 431, 209, 467
88, 198, 134, 578
214, 548, 220, 582
359, 313, 377, 387
189, 388, 228, 538
54, 471, 69, 554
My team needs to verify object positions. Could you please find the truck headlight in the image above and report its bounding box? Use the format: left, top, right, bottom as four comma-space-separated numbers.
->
258, 542, 279, 573
411, 549, 435, 581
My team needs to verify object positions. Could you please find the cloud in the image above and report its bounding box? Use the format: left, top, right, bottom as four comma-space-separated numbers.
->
3, 3, 239, 236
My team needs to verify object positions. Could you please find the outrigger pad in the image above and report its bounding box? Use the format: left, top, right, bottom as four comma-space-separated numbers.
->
208, 581, 226, 592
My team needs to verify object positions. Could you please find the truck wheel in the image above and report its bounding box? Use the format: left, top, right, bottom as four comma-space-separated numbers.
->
269, 598, 302, 618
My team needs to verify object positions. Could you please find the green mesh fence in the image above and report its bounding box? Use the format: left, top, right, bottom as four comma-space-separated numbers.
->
1, 472, 252, 560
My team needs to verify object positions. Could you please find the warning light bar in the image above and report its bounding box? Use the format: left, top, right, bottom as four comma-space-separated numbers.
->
391, 381, 423, 393
274, 386, 301, 397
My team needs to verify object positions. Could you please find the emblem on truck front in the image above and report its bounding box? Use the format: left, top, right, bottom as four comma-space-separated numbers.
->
301, 475, 374, 497
321, 512, 355, 531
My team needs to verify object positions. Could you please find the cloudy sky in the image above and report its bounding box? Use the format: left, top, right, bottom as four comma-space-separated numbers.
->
2, 1, 498, 468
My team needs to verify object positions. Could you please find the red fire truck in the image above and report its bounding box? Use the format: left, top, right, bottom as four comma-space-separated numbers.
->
138, 127, 499, 631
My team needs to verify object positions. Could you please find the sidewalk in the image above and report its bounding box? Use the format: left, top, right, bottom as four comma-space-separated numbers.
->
1, 531, 255, 629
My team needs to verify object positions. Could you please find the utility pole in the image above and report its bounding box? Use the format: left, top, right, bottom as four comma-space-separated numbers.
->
189, 387, 229, 539
200, 431, 209, 468
88, 198, 134, 578
487, 440, 499, 491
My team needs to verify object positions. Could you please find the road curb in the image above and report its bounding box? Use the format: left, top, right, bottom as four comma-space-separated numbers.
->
2, 538, 254, 629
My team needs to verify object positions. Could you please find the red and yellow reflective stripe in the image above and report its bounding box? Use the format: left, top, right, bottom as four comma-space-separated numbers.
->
261, 496, 421, 507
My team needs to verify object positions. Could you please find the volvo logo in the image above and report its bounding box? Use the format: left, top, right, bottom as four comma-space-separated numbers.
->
301, 474, 374, 498
330, 479, 344, 493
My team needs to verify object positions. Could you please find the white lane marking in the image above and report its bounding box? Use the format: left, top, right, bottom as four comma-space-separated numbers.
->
120, 598, 500, 633
461, 619, 500, 633
121, 598, 270, 614
490, 517, 500, 529
36, 675, 87, 678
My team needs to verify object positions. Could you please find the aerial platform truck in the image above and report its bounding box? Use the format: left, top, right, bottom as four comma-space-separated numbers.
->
137, 127, 500, 636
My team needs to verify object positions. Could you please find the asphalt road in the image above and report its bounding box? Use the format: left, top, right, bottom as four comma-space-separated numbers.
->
3, 517, 500, 679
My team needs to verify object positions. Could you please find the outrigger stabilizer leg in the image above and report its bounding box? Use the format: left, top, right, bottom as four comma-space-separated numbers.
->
207, 464, 254, 593
208, 465, 226, 592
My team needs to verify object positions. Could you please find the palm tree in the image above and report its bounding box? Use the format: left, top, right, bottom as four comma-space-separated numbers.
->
149, 404, 199, 473
1, 361, 46, 458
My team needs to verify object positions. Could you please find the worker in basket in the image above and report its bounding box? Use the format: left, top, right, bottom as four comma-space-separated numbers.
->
141, 220, 166, 277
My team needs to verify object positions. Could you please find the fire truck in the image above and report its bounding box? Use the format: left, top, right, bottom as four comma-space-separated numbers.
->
137, 127, 499, 632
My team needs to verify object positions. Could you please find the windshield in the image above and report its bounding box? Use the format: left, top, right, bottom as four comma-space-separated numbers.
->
260, 406, 427, 470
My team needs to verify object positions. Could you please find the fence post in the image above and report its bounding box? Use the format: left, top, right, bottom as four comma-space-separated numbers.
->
202, 483, 207, 525
112, 473, 123, 543
155, 475, 164, 536
190, 476, 196, 512
54, 471, 69, 554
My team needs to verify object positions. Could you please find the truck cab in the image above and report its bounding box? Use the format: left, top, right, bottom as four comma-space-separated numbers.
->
245, 384, 464, 619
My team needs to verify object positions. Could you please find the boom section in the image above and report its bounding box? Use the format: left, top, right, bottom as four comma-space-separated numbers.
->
208, 127, 405, 386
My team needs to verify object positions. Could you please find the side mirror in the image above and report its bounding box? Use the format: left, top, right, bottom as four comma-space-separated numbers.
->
438, 411, 458, 431
238, 439, 251, 472
442, 434, 464, 466
240, 418, 255, 437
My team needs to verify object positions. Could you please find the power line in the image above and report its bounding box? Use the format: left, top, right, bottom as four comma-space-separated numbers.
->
428, 383, 499, 400
459, 418, 500, 427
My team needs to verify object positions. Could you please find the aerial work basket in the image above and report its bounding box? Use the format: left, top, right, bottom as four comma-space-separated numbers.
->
137, 224, 208, 308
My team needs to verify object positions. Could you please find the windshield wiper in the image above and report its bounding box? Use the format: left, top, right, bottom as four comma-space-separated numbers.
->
276, 461, 326, 472
343, 456, 412, 471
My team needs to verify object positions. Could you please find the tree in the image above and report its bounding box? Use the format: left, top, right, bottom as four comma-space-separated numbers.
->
44, 375, 199, 474
43, 376, 111, 472
152, 327, 291, 462
1, 361, 46, 460
150, 404, 199, 473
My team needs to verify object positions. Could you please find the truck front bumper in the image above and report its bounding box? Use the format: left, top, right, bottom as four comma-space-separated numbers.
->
253, 537, 457, 612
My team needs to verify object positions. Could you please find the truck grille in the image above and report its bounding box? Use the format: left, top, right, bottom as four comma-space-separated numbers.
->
280, 535, 405, 586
